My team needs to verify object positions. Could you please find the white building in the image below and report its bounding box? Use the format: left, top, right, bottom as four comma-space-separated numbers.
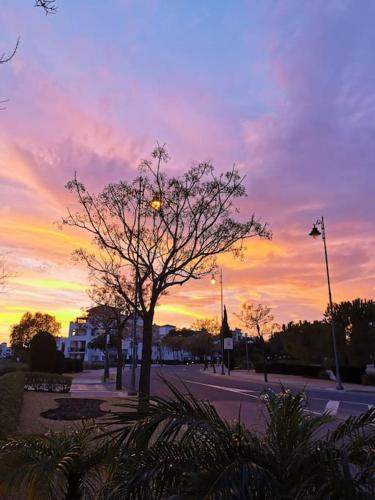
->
0, 342, 12, 359
56, 308, 178, 363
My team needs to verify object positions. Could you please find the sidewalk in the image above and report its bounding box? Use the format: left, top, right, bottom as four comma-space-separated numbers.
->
70, 369, 129, 397
201, 368, 375, 393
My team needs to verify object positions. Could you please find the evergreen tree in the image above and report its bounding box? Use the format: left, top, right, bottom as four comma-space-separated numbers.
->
221, 306, 234, 370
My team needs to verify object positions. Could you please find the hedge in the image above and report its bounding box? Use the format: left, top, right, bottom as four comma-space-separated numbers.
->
362, 373, 375, 386
253, 362, 367, 384
62, 358, 83, 373
334, 366, 365, 385
24, 372, 72, 393
0, 361, 28, 377
254, 362, 322, 378
0, 372, 25, 440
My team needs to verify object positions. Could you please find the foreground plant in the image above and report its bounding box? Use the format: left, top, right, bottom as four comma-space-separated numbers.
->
0, 384, 374, 499
0, 423, 109, 500
106, 383, 375, 499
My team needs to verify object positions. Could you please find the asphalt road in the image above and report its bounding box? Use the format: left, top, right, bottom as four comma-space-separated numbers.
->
72, 364, 375, 428
147, 364, 375, 426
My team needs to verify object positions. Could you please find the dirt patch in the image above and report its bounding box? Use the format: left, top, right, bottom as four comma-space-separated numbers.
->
17, 392, 131, 435
41, 398, 107, 420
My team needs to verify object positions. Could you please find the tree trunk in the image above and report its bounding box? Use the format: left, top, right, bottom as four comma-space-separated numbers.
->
104, 344, 109, 381
115, 334, 123, 390
262, 341, 268, 383
263, 358, 268, 383
139, 311, 154, 400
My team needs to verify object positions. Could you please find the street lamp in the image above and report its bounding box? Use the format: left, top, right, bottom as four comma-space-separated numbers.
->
210, 268, 225, 375
309, 216, 344, 390
150, 195, 162, 211
129, 180, 163, 396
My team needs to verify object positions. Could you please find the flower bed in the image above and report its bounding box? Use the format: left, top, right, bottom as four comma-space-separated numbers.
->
24, 372, 72, 393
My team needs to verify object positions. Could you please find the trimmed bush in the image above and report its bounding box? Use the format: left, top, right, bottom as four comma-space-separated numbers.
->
30, 331, 57, 373
24, 372, 72, 393
0, 372, 25, 440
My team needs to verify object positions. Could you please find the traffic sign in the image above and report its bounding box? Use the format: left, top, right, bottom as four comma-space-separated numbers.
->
223, 338, 233, 350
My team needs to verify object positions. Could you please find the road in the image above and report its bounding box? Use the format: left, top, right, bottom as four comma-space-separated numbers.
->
72, 364, 375, 427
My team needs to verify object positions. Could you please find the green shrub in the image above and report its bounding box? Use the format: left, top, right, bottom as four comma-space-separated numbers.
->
0, 372, 25, 440
0, 361, 28, 377
24, 372, 72, 393
362, 373, 375, 386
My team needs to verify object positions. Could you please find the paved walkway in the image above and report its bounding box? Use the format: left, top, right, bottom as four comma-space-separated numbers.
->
70, 370, 129, 398
202, 368, 375, 393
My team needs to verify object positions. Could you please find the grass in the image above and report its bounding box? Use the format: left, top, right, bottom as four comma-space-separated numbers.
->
0, 372, 25, 440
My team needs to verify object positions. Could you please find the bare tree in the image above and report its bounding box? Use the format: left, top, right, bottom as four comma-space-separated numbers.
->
87, 285, 131, 390
0, 2, 55, 66
63, 146, 271, 399
35, 0, 57, 14
1, 2, 56, 106
0, 255, 14, 290
236, 301, 277, 382
0, 37, 20, 66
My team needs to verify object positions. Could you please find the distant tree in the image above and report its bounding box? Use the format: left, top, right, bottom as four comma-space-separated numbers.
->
63, 146, 271, 400
0, 255, 14, 290
87, 332, 116, 379
29, 331, 57, 373
87, 285, 131, 390
161, 328, 198, 361
270, 321, 331, 365
236, 301, 277, 381
326, 298, 375, 366
10, 312, 61, 359
35, 0, 57, 14
1, 1, 56, 107
191, 318, 220, 337
186, 331, 215, 368
221, 306, 234, 370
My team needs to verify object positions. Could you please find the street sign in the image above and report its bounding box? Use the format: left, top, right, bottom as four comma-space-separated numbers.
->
223, 337, 233, 350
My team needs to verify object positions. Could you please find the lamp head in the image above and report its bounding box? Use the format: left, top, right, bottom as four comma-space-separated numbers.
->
150, 195, 162, 211
309, 225, 321, 239
210, 274, 216, 285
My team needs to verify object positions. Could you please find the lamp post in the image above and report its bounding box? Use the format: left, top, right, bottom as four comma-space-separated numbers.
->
309, 216, 344, 390
210, 268, 225, 375
128, 181, 163, 396
128, 178, 143, 396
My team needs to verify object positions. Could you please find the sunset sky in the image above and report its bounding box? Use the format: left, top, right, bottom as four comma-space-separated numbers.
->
1, 0, 374, 342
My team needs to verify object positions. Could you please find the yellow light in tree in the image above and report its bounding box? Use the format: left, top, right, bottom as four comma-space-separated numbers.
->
210, 274, 216, 285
